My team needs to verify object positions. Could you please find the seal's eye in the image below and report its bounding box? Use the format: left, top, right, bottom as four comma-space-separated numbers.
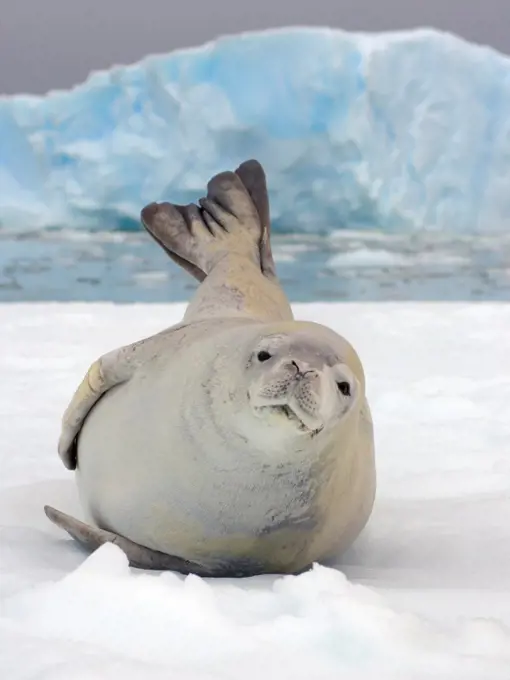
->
257, 350, 272, 362
337, 381, 351, 396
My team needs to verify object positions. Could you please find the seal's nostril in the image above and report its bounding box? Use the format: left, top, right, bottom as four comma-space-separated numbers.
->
291, 360, 300, 373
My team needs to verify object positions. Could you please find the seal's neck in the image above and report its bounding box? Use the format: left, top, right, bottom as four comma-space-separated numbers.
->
183, 255, 293, 324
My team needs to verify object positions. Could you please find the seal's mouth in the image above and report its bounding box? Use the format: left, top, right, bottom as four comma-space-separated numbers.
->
274, 404, 306, 428
254, 403, 323, 436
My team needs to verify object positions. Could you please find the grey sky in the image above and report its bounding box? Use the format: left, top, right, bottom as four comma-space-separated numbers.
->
2, 0, 509, 95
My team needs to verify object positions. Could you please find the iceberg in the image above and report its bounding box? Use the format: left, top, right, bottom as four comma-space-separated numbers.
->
1, 26, 510, 234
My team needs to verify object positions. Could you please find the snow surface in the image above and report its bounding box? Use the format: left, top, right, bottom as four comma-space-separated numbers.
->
1, 301, 510, 679
2, 27, 510, 234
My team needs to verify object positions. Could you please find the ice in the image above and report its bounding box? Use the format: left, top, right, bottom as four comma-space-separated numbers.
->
326, 248, 470, 268
327, 249, 412, 268
2, 27, 510, 234
1, 301, 510, 678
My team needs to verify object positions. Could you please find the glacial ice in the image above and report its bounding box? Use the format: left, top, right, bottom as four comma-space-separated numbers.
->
1, 27, 510, 234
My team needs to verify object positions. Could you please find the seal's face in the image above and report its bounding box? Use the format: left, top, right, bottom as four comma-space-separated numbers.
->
246, 333, 358, 436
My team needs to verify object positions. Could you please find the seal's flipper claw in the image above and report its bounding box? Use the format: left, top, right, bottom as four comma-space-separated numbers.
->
235, 159, 277, 281
44, 505, 212, 574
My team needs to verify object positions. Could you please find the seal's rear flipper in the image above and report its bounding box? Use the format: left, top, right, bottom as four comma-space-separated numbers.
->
235, 159, 277, 282
141, 160, 276, 280
141, 171, 261, 276
44, 505, 211, 575
143, 226, 207, 283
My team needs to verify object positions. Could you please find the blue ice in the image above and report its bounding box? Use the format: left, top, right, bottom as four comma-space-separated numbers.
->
1, 27, 510, 234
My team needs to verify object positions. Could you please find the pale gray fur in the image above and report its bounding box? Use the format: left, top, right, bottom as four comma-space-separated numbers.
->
71, 319, 374, 574
46, 160, 376, 576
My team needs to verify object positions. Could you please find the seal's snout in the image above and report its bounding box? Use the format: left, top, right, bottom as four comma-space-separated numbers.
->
249, 357, 328, 435
254, 357, 319, 401
288, 368, 325, 433
289, 359, 319, 381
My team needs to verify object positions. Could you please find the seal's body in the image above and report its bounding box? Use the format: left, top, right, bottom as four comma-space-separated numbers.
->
45, 160, 376, 576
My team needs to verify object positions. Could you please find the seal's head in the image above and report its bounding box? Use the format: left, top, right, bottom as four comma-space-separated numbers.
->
245, 331, 360, 437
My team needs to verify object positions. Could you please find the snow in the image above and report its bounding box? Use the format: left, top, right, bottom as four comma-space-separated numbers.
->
1, 301, 509, 679
2, 27, 510, 234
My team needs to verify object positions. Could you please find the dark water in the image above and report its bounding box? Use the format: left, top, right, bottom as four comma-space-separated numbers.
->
0, 229, 509, 303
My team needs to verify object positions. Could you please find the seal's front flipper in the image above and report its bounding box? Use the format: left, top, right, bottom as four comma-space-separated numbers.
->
58, 323, 189, 470
44, 505, 212, 575
141, 164, 265, 277
58, 358, 110, 470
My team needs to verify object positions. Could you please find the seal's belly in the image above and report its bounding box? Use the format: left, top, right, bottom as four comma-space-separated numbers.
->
78, 446, 371, 575
76, 361, 374, 574
79, 440, 324, 572
149, 476, 322, 572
